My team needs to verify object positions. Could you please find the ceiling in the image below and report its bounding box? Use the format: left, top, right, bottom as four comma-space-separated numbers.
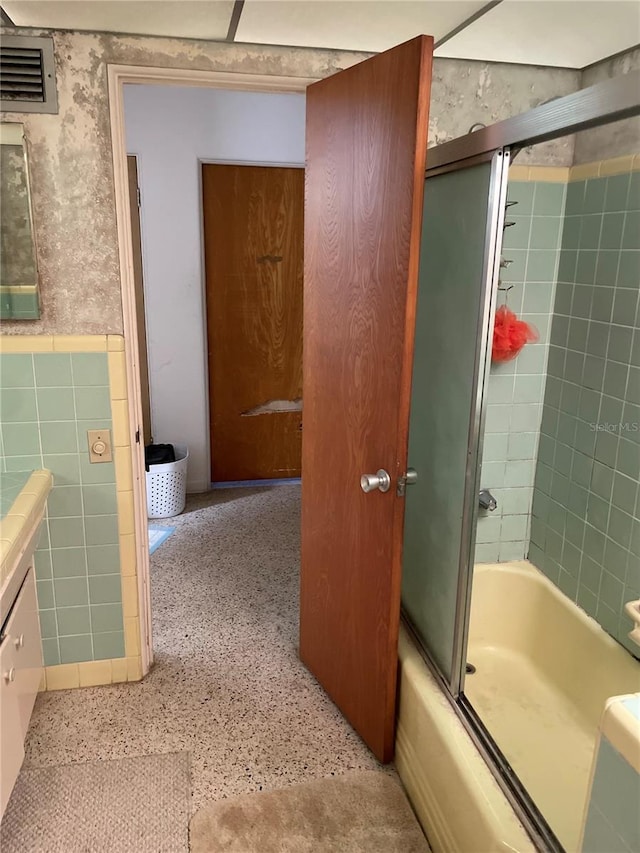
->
1, 0, 639, 69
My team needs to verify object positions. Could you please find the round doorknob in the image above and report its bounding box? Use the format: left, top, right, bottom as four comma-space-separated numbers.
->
4, 667, 16, 683
360, 469, 391, 493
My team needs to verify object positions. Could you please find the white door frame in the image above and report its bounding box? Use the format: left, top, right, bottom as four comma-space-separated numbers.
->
107, 64, 314, 674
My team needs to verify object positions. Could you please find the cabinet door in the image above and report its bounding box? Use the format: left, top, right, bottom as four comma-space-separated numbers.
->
0, 635, 25, 818
5, 567, 43, 739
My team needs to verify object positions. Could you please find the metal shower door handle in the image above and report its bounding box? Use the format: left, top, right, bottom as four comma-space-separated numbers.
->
360, 469, 391, 493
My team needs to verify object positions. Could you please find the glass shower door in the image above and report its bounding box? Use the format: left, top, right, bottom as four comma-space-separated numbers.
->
401, 150, 509, 693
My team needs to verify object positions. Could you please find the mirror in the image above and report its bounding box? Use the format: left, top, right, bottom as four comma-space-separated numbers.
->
0, 123, 40, 319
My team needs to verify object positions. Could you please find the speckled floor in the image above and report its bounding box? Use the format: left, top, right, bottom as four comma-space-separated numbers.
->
24, 485, 385, 813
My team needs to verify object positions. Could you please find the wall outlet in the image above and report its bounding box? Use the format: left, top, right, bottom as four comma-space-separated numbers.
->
87, 429, 113, 463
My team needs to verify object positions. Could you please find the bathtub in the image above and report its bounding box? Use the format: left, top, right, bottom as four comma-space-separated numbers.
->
396, 560, 640, 852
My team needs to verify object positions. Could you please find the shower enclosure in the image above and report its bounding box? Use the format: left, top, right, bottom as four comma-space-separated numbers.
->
400, 72, 640, 852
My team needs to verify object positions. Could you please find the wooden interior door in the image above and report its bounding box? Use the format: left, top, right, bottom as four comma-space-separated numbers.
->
127, 155, 152, 446
300, 36, 433, 762
203, 164, 304, 482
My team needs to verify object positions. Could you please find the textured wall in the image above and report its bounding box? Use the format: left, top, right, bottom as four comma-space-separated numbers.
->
0, 29, 580, 336
0, 144, 37, 286
574, 48, 640, 164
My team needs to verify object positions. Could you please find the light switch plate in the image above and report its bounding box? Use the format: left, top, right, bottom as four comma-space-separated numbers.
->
87, 429, 113, 463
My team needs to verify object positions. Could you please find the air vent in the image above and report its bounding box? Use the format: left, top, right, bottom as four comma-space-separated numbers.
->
0, 35, 58, 114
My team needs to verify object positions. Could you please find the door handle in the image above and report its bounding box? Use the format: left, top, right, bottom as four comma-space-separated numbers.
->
360, 469, 391, 493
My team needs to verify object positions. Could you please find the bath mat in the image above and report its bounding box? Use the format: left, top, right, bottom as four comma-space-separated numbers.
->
148, 523, 175, 554
189, 770, 430, 852
0, 752, 190, 853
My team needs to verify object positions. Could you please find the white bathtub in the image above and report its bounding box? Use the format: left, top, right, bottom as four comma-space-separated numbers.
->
396, 560, 640, 852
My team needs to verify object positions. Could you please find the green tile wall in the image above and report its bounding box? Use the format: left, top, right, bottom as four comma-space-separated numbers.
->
583, 736, 640, 853
476, 180, 566, 562
0, 351, 125, 665
529, 169, 640, 654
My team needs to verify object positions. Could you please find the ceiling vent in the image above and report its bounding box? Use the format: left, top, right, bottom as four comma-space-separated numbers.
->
0, 35, 58, 114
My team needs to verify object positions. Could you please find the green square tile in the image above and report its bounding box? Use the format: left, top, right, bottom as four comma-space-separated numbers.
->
511, 404, 541, 433
603, 360, 628, 398
554, 441, 573, 476
2, 422, 40, 456
513, 375, 543, 404
608, 506, 633, 549
525, 250, 558, 282
622, 402, 640, 443
586, 322, 610, 359
605, 173, 631, 212
565, 513, 585, 549
515, 344, 546, 374
54, 576, 89, 607
583, 177, 607, 214
40, 422, 78, 455
86, 544, 120, 575
49, 516, 85, 549
590, 287, 614, 323
561, 215, 581, 250
603, 538, 628, 582
57, 605, 91, 636
577, 585, 598, 618
617, 438, 640, 479
487, 374, 514, 404
557, 252, 577, 285
575, 251, 597, 285
51, 547, 87, 578
622, 211, 640, 250
581, 354, 605, 390
617, 251, 640, 289
82, 483, 118, 516
42, 638, 60, 667
627, 367, 640, 405
500, 515, 528, 542
74, 386, 112, 420
571, 284, 593, 319
1, 388, 37, 422
540, 406, 559, 439
547, 345, 565, 378
599, 571, 624, 613
78, 455, 116, 485
580, 555, 602, 594
33, 353, 72, 387
522, 284, 554, 314
558, 569, 578, 600
84, 515, 119, 547
584, 525, 606, 563
594, 251, 619, 287
565, 182, 584, 216
530, 216, 561, 250
502, 216, 530, 250
554, 279, 573, 314
591, 461, 614, 499
507, 432, 537, 460
475, 542, 500, 562
572, 452, 593, 488
631, 331, 640, 368
71, 353, 109, 386
507, 181, 535, 214
568, 317, 589, 352
551, 315, 569, 347
93, 631, 125, 661
5, 455, 42, 472
594, 429, 619, 467
504, 460, 534, 487
42, 454, 81, 486
607, 326, 633, 364
481, 461, 505, 489
482, 433, 508, 460
500, 250, 527, 283
562, 540, 582, 577
629, 172, 640, 211
535, 462, 553, 494
90, 603, 124, 634
579, 215, 602, 250
88, 574, 122, 605
36, 387, 76, 421
34, 548, 52, 580
612, 287, 639, 327
59, 634, 93, 664
599, 213, 625, 250
39, 522, 50, 550
567, 348, 589, 384
587, 492, 610, 532
38, 609, 57, 639
36, 579, 55, 609
48, 486, 83, 518
533, 183, 565, 216
545, 376, 563, 408
0, 354, 34, 388
574, 420, 597, 456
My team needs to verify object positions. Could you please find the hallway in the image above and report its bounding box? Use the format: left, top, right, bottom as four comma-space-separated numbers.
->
22, 486, 383, 812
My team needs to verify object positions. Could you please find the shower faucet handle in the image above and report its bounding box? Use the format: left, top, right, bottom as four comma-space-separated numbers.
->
479, 489, 498, 511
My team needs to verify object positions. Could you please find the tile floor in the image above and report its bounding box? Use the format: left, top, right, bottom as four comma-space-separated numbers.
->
23, 485, 384, 812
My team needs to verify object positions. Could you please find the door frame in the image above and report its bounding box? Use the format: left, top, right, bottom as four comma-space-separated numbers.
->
107, 64, 314, 673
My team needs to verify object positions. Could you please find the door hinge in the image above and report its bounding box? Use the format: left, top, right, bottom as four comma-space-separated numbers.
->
135, 428, 141, 444
136, 186, 141, 208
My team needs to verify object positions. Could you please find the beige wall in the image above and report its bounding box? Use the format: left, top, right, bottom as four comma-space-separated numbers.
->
0, 29, 581, 336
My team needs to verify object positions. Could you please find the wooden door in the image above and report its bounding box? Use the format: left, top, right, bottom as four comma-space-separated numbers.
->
300, 36, 433, 762
127, 155, 152, 446
203, 164, 304, 482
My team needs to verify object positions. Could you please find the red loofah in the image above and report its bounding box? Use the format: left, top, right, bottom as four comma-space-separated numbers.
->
492, 304, 539, 362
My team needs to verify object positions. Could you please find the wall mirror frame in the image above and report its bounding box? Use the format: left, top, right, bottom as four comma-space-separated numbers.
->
0, 122, 40, 320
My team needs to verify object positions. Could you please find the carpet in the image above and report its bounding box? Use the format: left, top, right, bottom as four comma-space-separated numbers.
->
189, 770, 430, 853
0, 752, 190, 853
148, 523, 175, 554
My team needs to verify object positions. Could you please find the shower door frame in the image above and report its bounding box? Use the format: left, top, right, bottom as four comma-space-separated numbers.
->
404, 68, 640, 853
